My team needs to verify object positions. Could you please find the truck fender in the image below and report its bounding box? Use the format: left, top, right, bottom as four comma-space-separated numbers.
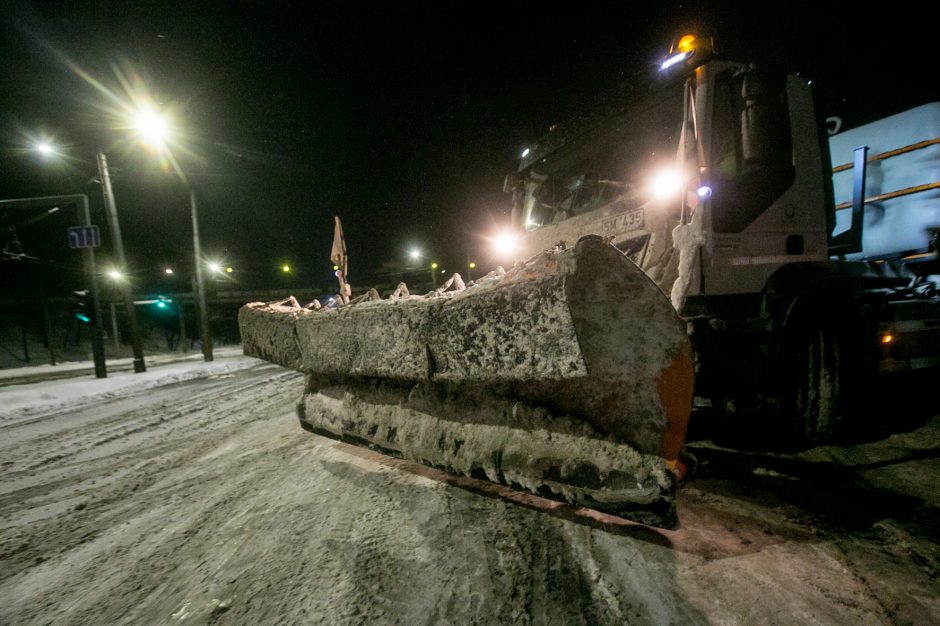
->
760, 262, 863, 333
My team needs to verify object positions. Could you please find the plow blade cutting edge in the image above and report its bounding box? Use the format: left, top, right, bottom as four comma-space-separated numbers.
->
238, 235, 694, 528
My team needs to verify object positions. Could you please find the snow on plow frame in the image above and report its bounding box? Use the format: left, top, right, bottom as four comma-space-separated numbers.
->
238, 236, 693, 528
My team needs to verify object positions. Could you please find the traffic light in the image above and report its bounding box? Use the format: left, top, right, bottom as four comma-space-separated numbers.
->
73, 290, 92, 324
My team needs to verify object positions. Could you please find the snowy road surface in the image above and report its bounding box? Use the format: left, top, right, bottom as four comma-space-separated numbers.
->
1, 354, 937, 625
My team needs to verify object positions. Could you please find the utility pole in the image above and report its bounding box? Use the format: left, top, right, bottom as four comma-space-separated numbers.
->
178, 300, 188, 354
97, 152, 146, 373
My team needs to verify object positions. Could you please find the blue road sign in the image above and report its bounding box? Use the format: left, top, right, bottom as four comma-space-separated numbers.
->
67, 225, 101, 249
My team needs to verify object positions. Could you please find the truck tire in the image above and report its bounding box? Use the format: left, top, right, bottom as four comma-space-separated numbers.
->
789, 318, 841, 445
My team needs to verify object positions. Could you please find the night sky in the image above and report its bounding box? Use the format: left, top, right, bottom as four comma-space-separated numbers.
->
1, 1, 936, 296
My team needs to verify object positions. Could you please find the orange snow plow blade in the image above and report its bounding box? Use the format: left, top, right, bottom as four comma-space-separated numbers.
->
239, 235, 693, 528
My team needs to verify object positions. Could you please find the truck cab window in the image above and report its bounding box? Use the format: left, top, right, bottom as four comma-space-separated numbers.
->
710, 68, 795, 233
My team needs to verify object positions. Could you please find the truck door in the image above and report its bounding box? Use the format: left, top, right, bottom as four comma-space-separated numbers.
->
702, 67, 830, 297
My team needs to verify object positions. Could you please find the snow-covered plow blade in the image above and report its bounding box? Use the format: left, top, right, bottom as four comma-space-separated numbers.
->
238, 235, 693, 528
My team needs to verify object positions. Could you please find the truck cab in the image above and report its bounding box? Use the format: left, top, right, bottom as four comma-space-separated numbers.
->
507, 33, 940, 445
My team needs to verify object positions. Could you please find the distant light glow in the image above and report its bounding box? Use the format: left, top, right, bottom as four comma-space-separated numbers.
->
225, 266, 233, 273
881, 334, 894, 344
164, 267, 174, 274
332, 264, 339, 271
207, 262, 222, 273
521, 148, 531, 158
696, 185, 713, 199
282, 264, 291, 273
431, 262, 438, 269
107, 269, 124, 281
157, 300, 167, 309
409, 248, 421, 260
468, 262, 476, 269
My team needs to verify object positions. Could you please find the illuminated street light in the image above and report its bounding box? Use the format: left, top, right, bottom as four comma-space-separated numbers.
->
107, 268, 124, 281
35, 141, 56, 157
133, 106, 169, 147
164, 267, 174, 275
281, 264, 291, 273
207, 261, 223, 274
25, 150, 106, 373
225, 266, 233, 273
128, 102, 213, 362
409, 248, 421, 261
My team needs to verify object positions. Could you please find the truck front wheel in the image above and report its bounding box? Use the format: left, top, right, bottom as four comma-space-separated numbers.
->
784, 317, 841, 446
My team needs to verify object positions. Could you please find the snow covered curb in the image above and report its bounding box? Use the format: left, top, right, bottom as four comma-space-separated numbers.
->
0, 353, 262, 424
0, 346, 246, 382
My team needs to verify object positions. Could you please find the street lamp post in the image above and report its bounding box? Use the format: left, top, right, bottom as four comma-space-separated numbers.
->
96, 151, 146, 373
130, 105, 213, 362
189, 188, 213, 362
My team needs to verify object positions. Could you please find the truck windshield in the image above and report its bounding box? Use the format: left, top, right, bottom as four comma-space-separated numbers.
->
522, 81, 686, 229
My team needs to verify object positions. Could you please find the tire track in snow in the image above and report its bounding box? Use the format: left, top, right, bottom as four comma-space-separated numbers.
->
0, 366, 304, 583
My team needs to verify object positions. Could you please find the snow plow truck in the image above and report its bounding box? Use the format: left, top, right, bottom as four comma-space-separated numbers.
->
239, 33, 940, 528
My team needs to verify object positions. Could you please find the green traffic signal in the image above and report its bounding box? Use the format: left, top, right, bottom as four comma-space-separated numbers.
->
73, 290, 92, 324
